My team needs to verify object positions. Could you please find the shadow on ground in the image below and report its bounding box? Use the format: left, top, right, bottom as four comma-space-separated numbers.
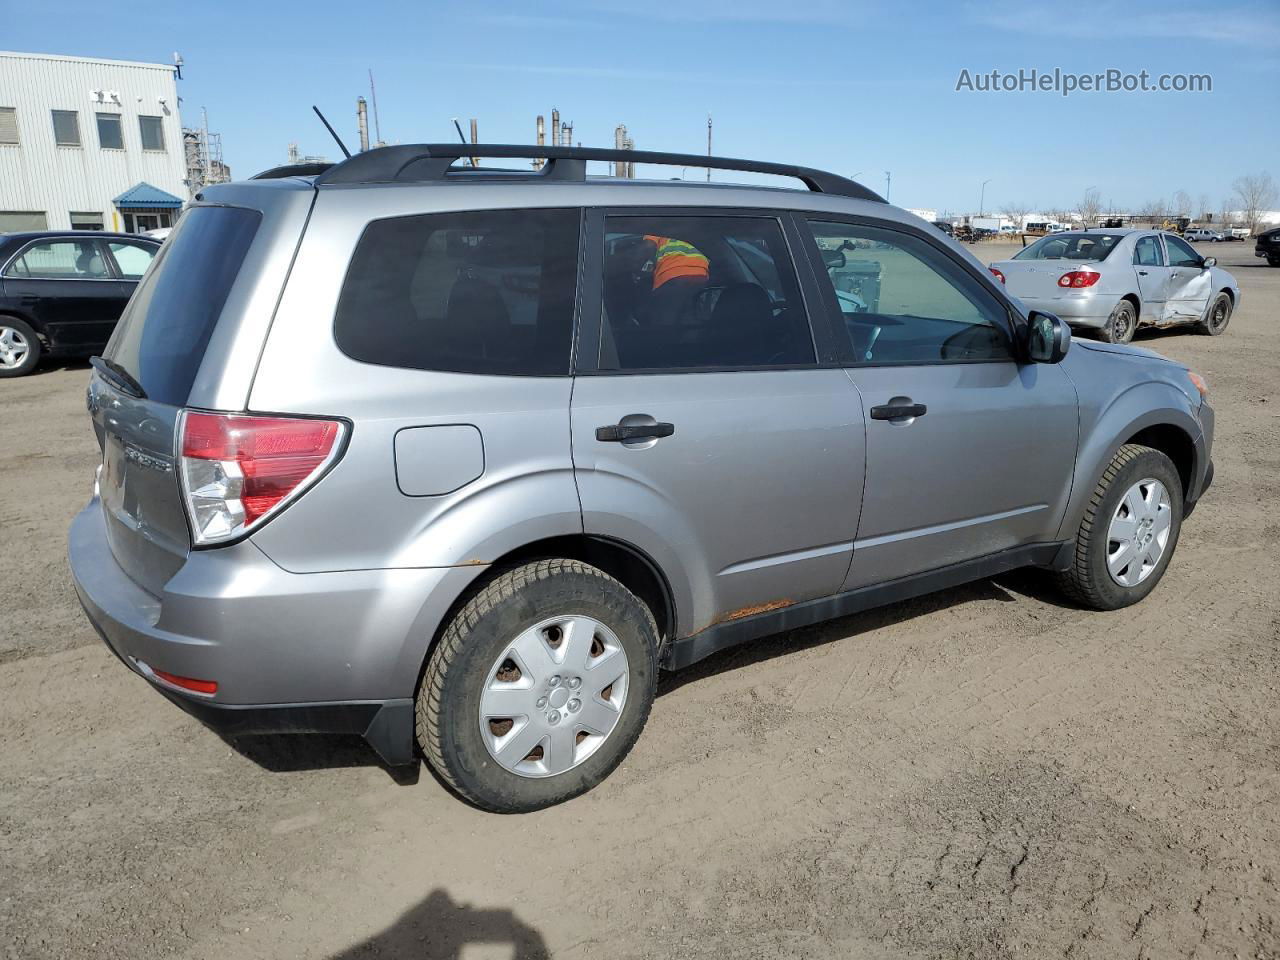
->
328, 889, 550, 959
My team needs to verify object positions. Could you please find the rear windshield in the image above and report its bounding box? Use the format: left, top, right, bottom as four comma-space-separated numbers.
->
334, 208, 580, 376
106, 205, 261, 405
1014, 233, 1123, 262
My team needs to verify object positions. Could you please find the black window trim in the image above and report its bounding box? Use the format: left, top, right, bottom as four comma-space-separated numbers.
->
334, 205, 587, 379
574, 205, 830, 377
0, 236, 120, 282
792, 212, 1028, 368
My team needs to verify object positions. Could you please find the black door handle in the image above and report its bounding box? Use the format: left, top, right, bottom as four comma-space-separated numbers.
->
869, 402, 927, 421
1138, 270, 1149, 275
596, 422, 675, 442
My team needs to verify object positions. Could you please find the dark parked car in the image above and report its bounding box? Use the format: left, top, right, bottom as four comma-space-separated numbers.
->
0, 231, 160, 377
932, 220, 954, 236
1255, 226, 1280, 266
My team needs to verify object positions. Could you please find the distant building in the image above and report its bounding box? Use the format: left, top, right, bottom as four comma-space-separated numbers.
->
0, 51, 188, 233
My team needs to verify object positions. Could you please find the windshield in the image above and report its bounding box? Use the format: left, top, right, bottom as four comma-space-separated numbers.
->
1014, 233, 1123, 262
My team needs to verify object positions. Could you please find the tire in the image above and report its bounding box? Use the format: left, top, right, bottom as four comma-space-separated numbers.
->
1268, 256, 1280, 268
1100, 299, 1137, 344
417, 559, 659, 813
1054, 444, 1183, 611
0, 317, 41, 378
1197, 292, 1232, 336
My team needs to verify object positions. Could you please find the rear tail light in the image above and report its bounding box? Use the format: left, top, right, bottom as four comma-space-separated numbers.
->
149, 666, 218, 695
1057, 270, 1101, 288
989, 267, 1006, 284
179, 411, 345, 546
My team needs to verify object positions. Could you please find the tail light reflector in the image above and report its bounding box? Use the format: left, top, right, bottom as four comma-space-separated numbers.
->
1058, 270, 1101, 288
179, 411, 345, 546
989, 267, 1006, 284
150, 667, 218, 695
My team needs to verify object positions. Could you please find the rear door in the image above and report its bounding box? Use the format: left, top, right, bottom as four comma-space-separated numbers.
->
798, 217, 1078, 589
1131, 233, 1169, 322
570, 209, 865, 633
1, 237, 120, 350
93, 206, 261, 594
1162, 233, 1214, 322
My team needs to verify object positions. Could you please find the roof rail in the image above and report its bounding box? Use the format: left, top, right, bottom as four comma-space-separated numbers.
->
312, 144, 885, 202
251, 162, 335, 180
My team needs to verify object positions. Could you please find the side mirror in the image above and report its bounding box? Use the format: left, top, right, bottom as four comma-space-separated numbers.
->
1026, 310, 1071, 363
1202, 256, 1216, 268
821, 247, 847, 271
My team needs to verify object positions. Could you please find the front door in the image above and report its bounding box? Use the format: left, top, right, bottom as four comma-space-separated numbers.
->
798, 217, 1079, 589
1, 237, 123, 351
571, 211, 866, 634
1131, 233, 1169, 323
1162, 234, 1214, 323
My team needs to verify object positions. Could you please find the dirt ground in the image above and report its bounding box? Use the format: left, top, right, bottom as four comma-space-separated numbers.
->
1, 242, 1277, 960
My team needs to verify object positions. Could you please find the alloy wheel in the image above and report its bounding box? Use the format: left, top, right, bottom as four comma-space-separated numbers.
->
0, 326, 30, 370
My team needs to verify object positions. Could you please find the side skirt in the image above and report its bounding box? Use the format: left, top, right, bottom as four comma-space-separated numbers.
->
664, 542, 1068, 671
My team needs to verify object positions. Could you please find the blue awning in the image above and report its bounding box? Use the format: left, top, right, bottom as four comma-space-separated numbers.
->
113, 182, 185, 209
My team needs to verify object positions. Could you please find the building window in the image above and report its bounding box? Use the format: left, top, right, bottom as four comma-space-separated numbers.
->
96, 112, 123, 150
0, 107, 18, 145
52, 110, 81, 146
138, 116, 165, 151
0, 211, 49, 232
119, 209, 173, 233
71, 212, 105, 231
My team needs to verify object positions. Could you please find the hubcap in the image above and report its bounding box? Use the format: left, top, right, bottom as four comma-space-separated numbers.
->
1113, 307, 1132, 341
478, 615, 629, 778
1212, 300, 1229, 330
1106, 478, 1172, 587
0, 326, 30, 370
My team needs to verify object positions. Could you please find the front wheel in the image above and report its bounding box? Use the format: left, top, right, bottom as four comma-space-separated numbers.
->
417, 559, 659, 812
1197, 292, 1232, 336
1100, 300, 1137, 344
1054, 444, 1183, 610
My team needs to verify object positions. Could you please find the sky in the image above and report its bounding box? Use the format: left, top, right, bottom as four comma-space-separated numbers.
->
3, 0, 1278, 215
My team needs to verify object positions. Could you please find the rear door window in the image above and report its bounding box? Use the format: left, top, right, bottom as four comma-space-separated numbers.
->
106, 205, 261, 406
107, 241, 157, 279
598, 215, 814, 370
4, 239, 110, 279
335, 209, 581, 376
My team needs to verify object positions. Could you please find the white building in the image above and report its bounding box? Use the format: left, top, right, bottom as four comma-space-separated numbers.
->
0, 51, 188, 233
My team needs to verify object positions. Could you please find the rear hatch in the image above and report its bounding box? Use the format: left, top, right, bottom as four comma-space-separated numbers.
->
90, 205, 262, 595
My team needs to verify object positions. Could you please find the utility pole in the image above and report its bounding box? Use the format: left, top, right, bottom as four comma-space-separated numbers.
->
706, 114, 712, 182
980, 178, 991, 216
367, 70, 383, 146
470, 118, 478, 168
884, 171, 891, 202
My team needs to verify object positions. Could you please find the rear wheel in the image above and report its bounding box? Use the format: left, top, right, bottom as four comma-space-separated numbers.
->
0, 317, 41, 378
417, 559, 659, 812
1100, 300, 1136, 344
1268, 256, 1280, 268
1197, 292, 1232, 336
1054, 444, 1183, 611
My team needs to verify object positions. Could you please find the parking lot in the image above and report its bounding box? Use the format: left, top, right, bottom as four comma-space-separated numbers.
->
1, 241, 1276, 959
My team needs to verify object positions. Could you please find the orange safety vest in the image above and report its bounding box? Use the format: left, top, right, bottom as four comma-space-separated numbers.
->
644, 235, 709, 289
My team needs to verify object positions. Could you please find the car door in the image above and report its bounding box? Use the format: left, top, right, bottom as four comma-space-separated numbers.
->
1162, 233, 1214, 322
570, 209, 866, 634
798, 216, 1079, 589
1132, 233, 1169, 323
1, 237, 122, 351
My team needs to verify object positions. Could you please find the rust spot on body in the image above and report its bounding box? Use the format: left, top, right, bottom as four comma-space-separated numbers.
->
715, 598, 794, 625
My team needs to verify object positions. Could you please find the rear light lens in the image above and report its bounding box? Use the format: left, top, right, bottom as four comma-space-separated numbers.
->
149, 666, 218, 695
989, 267, 1006, 284
1057, 270, 1101, 288
179, 411, 345, 546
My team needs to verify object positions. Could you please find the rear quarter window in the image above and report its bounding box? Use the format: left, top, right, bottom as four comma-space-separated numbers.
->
334, 208, 581, 376
106, 206, 261, 405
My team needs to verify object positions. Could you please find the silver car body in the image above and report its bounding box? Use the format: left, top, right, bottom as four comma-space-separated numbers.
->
69, 164, 1215, 765
993, 229, 1239, 331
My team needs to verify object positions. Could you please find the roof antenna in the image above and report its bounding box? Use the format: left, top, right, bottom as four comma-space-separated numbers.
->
451, 118, 475, 166
312, 105, 351, 159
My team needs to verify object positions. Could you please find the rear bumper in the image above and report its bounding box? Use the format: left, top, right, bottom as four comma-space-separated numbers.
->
69, 498, 485, 765
1015, 292, 1122, 329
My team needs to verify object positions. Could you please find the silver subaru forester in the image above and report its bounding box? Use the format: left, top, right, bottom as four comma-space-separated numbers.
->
70, 144, 1214, 812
